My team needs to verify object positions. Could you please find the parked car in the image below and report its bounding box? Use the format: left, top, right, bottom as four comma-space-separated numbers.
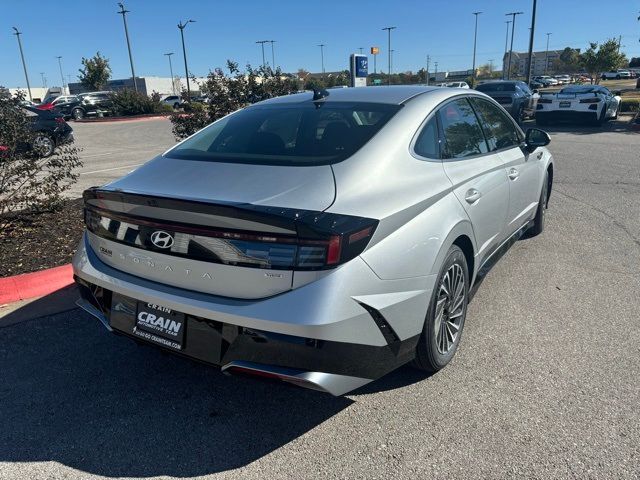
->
73, 86, 554, 396
533, 76, 558, 87
536, 85, 621, 126
24, 106, 73, 156
161, 95, 182, 109
529, 80, 544, 90
73, 91, 114, 119
37, 95, 83, 120
474, 80, 537, 122
601, 70, 631, 80
554, 75, 572, 85
444, 81, 470, 89
636, 77, 640, 89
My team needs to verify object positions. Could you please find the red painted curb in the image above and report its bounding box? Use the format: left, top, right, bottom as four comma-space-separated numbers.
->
0, 264, 74, 305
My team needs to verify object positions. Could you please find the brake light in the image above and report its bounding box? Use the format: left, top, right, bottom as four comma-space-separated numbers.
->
55, 117, 66, 124
579, 98, 601, 103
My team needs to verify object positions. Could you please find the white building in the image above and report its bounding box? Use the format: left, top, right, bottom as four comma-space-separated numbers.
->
67, 76, 207, 96
502, 50, 566, 77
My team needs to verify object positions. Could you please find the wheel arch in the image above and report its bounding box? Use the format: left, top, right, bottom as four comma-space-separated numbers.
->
430, 220, 477, 283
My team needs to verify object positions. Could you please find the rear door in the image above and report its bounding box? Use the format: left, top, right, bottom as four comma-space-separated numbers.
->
438, 97, 510, 263
471, 97, 542, 234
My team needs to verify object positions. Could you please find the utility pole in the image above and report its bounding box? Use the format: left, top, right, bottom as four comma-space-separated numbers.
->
318, 44, 325, 79
12, 27, 32, 101
269, 40, 276, 69
471, 12, 482, 88
544, 33, 552, 75
117, 2, 138, 92
524, 0, 537, 85
56, 56, 65, 94
390, 49, 395, 76
617, 35, 622, 53
358, 47, 364, 53
178, 19, 195, 99
435, 61, 439, 83
40, 72, 46, 88
505, 12, 523, 80
426, 54, 431, 85
164, 53, 176, 94
489, 59, 494, 75
256, 40, 268, 68
382, 26, 396, 85
503, 20, 511, 79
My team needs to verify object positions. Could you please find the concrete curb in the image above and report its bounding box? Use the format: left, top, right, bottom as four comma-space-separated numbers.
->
0, 264, 73, 305
74, 114, 170, 124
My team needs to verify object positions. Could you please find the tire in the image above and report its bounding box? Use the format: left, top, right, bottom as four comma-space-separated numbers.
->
595, 104, 607, 126
72, 108, 84, 120
516, 104, 525, 124
173, 102, 180, 109
528, 171, 549, 237
413, 245, 469, 373
32, 133, 55, 157
616, 75, 621, 80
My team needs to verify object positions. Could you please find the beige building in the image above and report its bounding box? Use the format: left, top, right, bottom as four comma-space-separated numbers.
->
502, 50, 565, 77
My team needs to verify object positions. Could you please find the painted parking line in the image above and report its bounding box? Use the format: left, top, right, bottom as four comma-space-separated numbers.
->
80, 163, 143, 175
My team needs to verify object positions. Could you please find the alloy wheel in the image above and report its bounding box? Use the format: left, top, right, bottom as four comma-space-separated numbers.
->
434, 263, 466, 354
33, 134, 54, 157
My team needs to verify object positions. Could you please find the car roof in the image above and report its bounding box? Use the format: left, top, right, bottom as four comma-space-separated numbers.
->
256, 85, 441, 106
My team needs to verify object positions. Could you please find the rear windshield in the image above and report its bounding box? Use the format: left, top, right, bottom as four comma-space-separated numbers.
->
560, 86, 595, 94
476, 83, 516, 92
165, 102, 402, 166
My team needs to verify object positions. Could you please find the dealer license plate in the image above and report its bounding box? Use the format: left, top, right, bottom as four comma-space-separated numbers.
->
559, 101, 571, 108
134, 302, 186, 350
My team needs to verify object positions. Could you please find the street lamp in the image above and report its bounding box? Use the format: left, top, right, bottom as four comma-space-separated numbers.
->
317, 44, 326, 79
544, 32, 552, 75
12, 27, 32, 101
503, 20, 511, 79
269, 40, 276, 69
40, 72, 46, 88
382, 26, 396, 85
256, 40, 268, 68
164, 52, 176, 94
56, 56, 65, 94
178, 19, 195, 99
505, 12, 523, 80
524, 0, 538, 85
117, 2, 138, 92
471, 12, 482, 88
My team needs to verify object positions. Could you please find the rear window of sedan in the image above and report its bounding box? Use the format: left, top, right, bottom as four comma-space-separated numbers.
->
476, 83, 516, 92
165, 102, 401, 166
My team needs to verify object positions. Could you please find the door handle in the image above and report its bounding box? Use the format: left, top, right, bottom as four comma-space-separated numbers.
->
508, 168, 519, 180
465, 188, 482, 204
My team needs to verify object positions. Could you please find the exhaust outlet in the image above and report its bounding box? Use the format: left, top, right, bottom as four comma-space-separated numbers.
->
221, 361, 372, 396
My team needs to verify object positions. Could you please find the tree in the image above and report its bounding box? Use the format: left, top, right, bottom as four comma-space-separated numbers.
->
580, 40, 628, 84
0, 89, 81, 229
554, 47, 581, 73
78, 52, 112, 90
630, 57, 640, 68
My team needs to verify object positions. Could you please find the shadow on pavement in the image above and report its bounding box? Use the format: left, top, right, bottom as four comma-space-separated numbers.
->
0, 306, 353, 477
521, 116, 635, 135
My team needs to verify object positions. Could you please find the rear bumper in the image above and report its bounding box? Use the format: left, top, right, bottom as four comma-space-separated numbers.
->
72, 232, 433, 394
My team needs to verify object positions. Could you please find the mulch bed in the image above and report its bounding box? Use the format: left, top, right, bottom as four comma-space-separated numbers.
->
0, 198, 85, 277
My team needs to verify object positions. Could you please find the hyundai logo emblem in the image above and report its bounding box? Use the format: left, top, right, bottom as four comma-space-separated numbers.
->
150, 230, 174, 249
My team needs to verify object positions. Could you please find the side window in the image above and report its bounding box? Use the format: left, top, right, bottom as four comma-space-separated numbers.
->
438, 98, 488, 159
470, 98, 521, 151
414, 116, 439, 159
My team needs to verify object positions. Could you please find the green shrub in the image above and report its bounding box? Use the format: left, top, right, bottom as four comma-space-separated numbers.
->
111, 89, 162, 116
619, 98, 640, 113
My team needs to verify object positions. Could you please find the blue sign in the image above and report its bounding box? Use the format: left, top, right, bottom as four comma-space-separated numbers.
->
355, 57, 368, 78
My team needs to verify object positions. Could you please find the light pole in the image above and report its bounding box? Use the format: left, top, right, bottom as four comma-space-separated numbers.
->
40, 72, 46, 88
164, 52, 176, 94
56, 56, 65, 93
117, 2, 138, 92
358, 47, 364, 54
505, 12, 523, 80
524, 0, 537, 85
256, 40, 268, 68
426, 54, 431, 85
390, 49, 395, 76
318, 44, 325, 79
382, 26, 396, 85
178, 19, 195, 99
489, 59, 494, 75
503, 20, 511, 79
435, 61, 438, 82
471, 12, 482, 87
12, 27, 32, 101
544, 32, 552, 75
269, 40, 276, 69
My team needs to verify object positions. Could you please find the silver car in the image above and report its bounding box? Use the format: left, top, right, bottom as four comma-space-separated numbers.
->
73, 86, 554, 395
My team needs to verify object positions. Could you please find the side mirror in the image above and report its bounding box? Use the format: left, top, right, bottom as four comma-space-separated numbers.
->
524, 128, 550, 153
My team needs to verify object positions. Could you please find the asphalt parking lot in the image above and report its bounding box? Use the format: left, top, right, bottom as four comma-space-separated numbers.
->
1, 117, 639, 479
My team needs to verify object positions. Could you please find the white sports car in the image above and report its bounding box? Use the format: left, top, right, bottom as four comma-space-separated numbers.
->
536, 85, 621, 126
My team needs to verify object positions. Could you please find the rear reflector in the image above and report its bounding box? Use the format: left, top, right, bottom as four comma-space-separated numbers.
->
579, 98, 601, 103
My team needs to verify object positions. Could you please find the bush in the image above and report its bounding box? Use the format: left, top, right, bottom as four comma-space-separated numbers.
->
619, 98, 640, 113
0, 89, 82, 229
170, 61, 300, 139
111, 89, 162, 116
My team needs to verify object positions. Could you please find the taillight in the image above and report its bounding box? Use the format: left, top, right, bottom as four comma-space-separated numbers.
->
579, 97, 600, 103
538, 98, 552, 104
84, 206, 378, 271
55, 117, 66, 124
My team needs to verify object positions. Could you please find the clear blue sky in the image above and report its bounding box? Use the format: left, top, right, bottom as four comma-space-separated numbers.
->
2, 0, 639, 88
